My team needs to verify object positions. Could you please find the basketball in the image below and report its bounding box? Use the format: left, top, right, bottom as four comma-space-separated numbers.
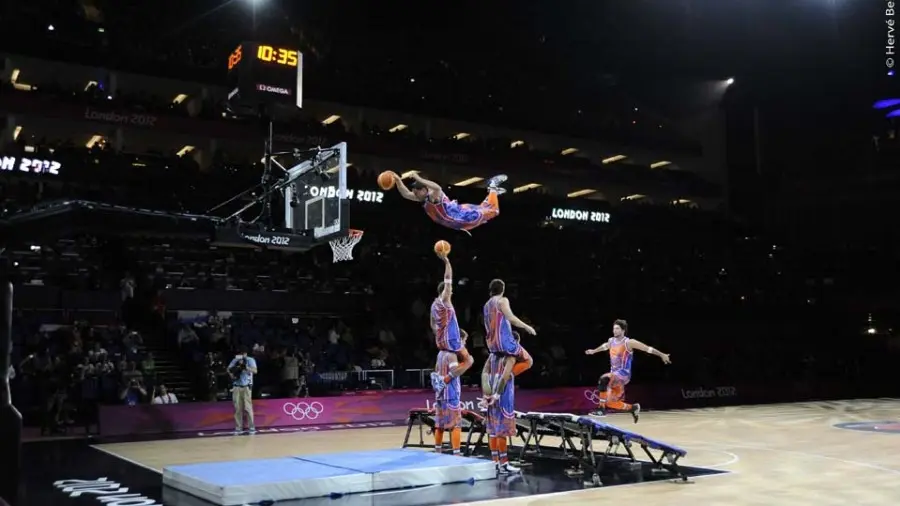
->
377, 171, 396, 190
434, 240, 451, 256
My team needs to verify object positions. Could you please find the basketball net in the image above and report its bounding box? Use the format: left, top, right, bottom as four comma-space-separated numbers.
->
328, 229, 363, 263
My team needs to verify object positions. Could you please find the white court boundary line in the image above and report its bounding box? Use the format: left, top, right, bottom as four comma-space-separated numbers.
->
703, 441, 900, 476
454, 471, 733, 506
91, 444, 162, 474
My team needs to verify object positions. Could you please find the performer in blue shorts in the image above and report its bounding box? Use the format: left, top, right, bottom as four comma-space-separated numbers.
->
392, 172, 507, 233
484, 349, 519, 474
433, 330, 467, 455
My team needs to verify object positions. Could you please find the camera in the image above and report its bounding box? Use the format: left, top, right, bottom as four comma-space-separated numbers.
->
229, 358, 247, 378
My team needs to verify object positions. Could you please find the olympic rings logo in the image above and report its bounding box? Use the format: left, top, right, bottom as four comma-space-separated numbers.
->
283, 401, 325, 420
584, 390, 602, 405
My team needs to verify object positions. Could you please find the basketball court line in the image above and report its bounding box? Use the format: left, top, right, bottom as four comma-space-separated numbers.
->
454, 470, 733, 506
712, 442, 900, 476
91, 444, 162, 475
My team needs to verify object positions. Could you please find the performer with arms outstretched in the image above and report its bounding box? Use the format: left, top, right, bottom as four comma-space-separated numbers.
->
429, 252, 474, 402
433, 330, 468, 455
584, 319, 671, 423
393, 172, 507, 232
481, 278, 535, 475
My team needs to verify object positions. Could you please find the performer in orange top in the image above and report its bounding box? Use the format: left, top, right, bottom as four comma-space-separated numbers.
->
584, 319, 671, 423
393, 172, 506, 233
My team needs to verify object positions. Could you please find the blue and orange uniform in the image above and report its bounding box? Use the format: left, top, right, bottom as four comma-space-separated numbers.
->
484, 353, 517, 464
433, 350, 462, 454
431, 297, 464, 353
482, 296, 531, 468
483, 296, 529, 361
423, 191, 500, 232
598, 336, 634, 411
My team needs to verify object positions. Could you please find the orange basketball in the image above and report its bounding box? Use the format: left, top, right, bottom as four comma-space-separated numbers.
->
377, 171, 397, 190
434, 240, 451, 256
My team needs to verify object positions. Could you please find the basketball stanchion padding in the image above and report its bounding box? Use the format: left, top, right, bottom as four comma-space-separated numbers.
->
329, 229, 363, 263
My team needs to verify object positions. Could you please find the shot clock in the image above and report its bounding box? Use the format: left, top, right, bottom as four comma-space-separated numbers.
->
226, 42, 303, 110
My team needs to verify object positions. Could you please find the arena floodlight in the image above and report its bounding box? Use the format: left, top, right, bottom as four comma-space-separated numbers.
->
726, 78, 735, 85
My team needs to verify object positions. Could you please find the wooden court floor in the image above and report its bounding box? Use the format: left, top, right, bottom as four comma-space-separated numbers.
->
97, 399, 900, 506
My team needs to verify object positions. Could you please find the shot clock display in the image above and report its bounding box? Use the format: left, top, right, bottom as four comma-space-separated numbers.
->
226, 41, 303, 110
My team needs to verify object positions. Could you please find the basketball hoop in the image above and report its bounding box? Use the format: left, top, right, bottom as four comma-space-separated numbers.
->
328, 229, 363, 263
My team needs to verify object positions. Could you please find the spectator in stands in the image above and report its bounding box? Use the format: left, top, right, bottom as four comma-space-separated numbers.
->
120, 272, 135, 301
76, 356, 96, 380
252, 341, 266, 357
119, 378, 147, 406
280, 347, 301, 397
121, 361, 143, 385
151, 384, 178, 405
88, 341, 107, 360
141, 352, 156, 380
178, 324, 199, 348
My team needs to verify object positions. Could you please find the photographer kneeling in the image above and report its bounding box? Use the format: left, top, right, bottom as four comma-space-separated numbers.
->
228, 346, 258, 434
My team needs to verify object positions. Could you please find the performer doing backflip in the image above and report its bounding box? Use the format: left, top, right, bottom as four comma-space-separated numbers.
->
433, 330, 468, 455
584, 319, 671, 423
392, 172, 507, 233
482, 278, 535, 474
429, 252, 474, 402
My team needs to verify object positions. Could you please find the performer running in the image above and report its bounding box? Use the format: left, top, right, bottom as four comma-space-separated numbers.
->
392, 172, 507, 233
429, 252, 474, 402
481, 278, 535, 407
584, 319, 671, 423
433, 330, 467, 455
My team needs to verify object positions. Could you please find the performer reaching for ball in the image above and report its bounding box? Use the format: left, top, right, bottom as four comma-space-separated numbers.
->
433, 330, 467, 455
584, 319, 671, 423
481, 278, 535, 409
429, 251, 474, 402
391, 172, 506, 233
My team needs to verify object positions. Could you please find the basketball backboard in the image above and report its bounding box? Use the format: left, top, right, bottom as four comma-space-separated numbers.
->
283, 142, 349, 243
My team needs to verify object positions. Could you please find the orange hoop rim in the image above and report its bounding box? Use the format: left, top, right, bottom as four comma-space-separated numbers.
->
348, 229, 364, 238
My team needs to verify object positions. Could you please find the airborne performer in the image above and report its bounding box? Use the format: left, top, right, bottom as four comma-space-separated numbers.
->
393, 172, 506, 233
584, 319, 671, 423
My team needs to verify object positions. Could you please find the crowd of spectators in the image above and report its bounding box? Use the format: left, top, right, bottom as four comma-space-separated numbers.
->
8, 309, 170, 433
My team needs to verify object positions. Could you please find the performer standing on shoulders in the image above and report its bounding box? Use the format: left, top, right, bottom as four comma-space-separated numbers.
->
429, 252, 474, 402
433, 330, 468, 455
482, 279, 535, 475
481, 279, 534, 407
585, 319, 670, 423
